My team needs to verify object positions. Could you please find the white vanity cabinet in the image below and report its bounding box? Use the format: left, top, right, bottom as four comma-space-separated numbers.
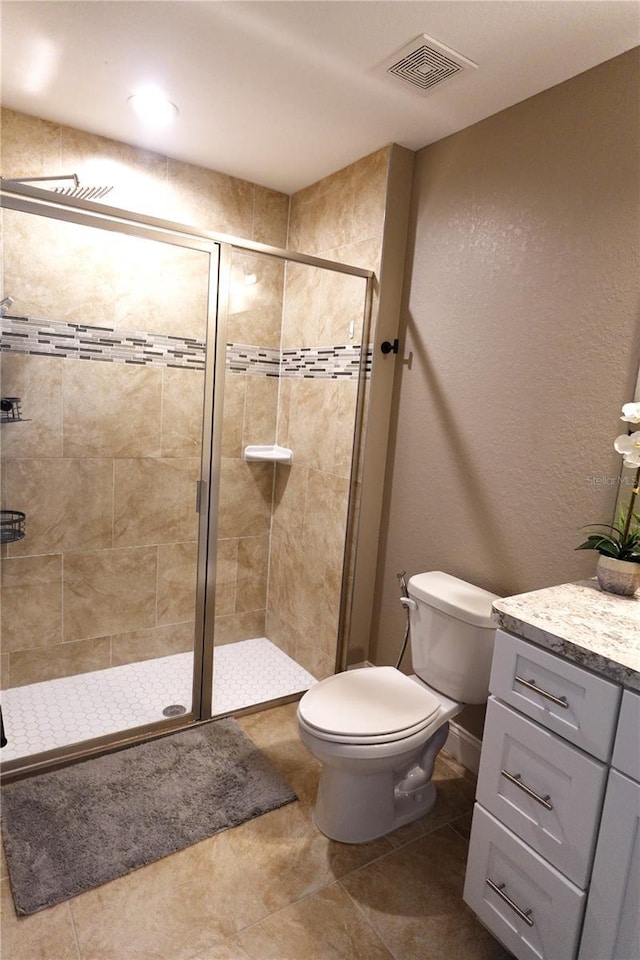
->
578, 689, 640, 960
463, 627, 634, 960
474, 697, 608, 887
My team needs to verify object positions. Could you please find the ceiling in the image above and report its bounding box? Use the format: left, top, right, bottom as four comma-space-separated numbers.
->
1, 1, 639, 194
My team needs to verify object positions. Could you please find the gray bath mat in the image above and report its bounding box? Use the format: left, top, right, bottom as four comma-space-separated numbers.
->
1, 718, 297, 915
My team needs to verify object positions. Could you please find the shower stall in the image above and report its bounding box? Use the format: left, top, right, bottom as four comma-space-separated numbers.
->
0, 180, 372, 778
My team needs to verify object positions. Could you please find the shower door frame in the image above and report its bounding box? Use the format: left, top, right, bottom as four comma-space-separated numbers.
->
0, 183, 224, 778
0, 180, 374, 781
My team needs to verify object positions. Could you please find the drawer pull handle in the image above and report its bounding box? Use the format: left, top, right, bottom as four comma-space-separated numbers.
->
514, 675, 569, 709
500, 769, 554, 810
486, 878, 535, 927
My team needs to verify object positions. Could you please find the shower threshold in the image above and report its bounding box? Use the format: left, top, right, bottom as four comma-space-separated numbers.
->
1, 637, 317, 764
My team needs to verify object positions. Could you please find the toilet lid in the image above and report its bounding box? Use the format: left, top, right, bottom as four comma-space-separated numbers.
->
298, 667, 441, 739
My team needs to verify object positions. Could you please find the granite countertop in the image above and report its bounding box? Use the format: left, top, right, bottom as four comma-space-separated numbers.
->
492, 579, 640, 692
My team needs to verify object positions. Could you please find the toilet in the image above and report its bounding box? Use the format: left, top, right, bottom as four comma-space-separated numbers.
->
297, 571, 500, 843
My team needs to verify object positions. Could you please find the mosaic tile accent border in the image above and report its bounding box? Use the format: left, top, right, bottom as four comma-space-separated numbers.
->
1, 315, 205, 370
228, 342, 372, 380
226, 342, 281, 376
1, 316, 373, 379
281, 344, 371, 379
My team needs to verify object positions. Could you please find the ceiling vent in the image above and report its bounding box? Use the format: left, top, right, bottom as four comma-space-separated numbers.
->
382, 35, 477, 96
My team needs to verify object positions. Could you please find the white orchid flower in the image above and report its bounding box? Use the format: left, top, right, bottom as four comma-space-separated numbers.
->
614, 431, 640, 467
621, 402, 640, 424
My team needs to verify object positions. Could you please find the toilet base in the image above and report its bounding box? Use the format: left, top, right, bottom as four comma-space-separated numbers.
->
311, 723, 449, 844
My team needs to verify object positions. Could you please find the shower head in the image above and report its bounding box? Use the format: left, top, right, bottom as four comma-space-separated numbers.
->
3, 174, 113, 201
0, 296, 14, 316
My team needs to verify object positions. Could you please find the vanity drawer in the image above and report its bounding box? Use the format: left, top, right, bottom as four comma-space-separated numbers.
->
490, 630, 621, 761
476, 697, 607, 887
463, 804, 585, 960
612, 689, 640, 781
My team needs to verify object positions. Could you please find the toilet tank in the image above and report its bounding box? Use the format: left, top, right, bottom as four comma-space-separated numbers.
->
407, 572, 500, 704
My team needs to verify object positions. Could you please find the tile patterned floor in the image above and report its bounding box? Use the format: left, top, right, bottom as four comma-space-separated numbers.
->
1, 702, 513, 960
1, 638, 317, 762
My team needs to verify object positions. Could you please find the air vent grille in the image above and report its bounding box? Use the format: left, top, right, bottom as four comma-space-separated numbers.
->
383, 35, 477, 96
388, 45, 462, 91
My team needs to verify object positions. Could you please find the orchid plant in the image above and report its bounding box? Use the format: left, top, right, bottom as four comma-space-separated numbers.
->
577, 402, 640, 563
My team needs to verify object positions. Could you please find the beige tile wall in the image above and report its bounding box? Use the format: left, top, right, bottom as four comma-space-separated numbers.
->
266, 148, 389, 678
3, 210, 211, 337
0, 109, 289, 243
1, 109, 389, 691
0, 108, 289, 688
214, 245, 283, 644
0, 347, 207, 686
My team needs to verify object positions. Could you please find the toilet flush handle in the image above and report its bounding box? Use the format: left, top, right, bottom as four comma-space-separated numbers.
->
399, 597, 417, 611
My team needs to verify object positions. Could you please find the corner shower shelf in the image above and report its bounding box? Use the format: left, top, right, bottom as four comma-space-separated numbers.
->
243, 444, 293, 464
1, 510, 26, 544
1, 398, 29, 424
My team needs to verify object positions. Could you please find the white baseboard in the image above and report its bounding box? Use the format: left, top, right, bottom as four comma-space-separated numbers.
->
444, 721, 482, 776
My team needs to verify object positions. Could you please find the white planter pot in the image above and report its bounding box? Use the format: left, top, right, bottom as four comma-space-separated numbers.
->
596, 555, 640, 597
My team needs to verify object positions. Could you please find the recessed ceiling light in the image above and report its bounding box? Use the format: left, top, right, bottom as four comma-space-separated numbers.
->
127, 87, 178, 126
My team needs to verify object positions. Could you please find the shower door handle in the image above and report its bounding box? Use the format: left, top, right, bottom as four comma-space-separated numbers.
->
195, 480, 207, 514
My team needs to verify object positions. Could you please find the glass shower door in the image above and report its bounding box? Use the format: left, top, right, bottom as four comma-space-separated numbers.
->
0, 198, 219, 770
210, 245, 370, 715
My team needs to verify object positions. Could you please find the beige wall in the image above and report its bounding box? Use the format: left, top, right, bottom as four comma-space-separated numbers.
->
373, 49, 640, 686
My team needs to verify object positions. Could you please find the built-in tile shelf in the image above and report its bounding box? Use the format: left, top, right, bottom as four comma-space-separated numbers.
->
243, 444, 293, 464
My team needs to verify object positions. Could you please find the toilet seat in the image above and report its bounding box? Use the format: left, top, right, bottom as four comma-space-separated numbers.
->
298, 666, 442, 745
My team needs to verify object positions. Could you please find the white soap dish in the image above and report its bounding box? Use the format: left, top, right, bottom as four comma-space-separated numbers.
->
243, 444, 293, 464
